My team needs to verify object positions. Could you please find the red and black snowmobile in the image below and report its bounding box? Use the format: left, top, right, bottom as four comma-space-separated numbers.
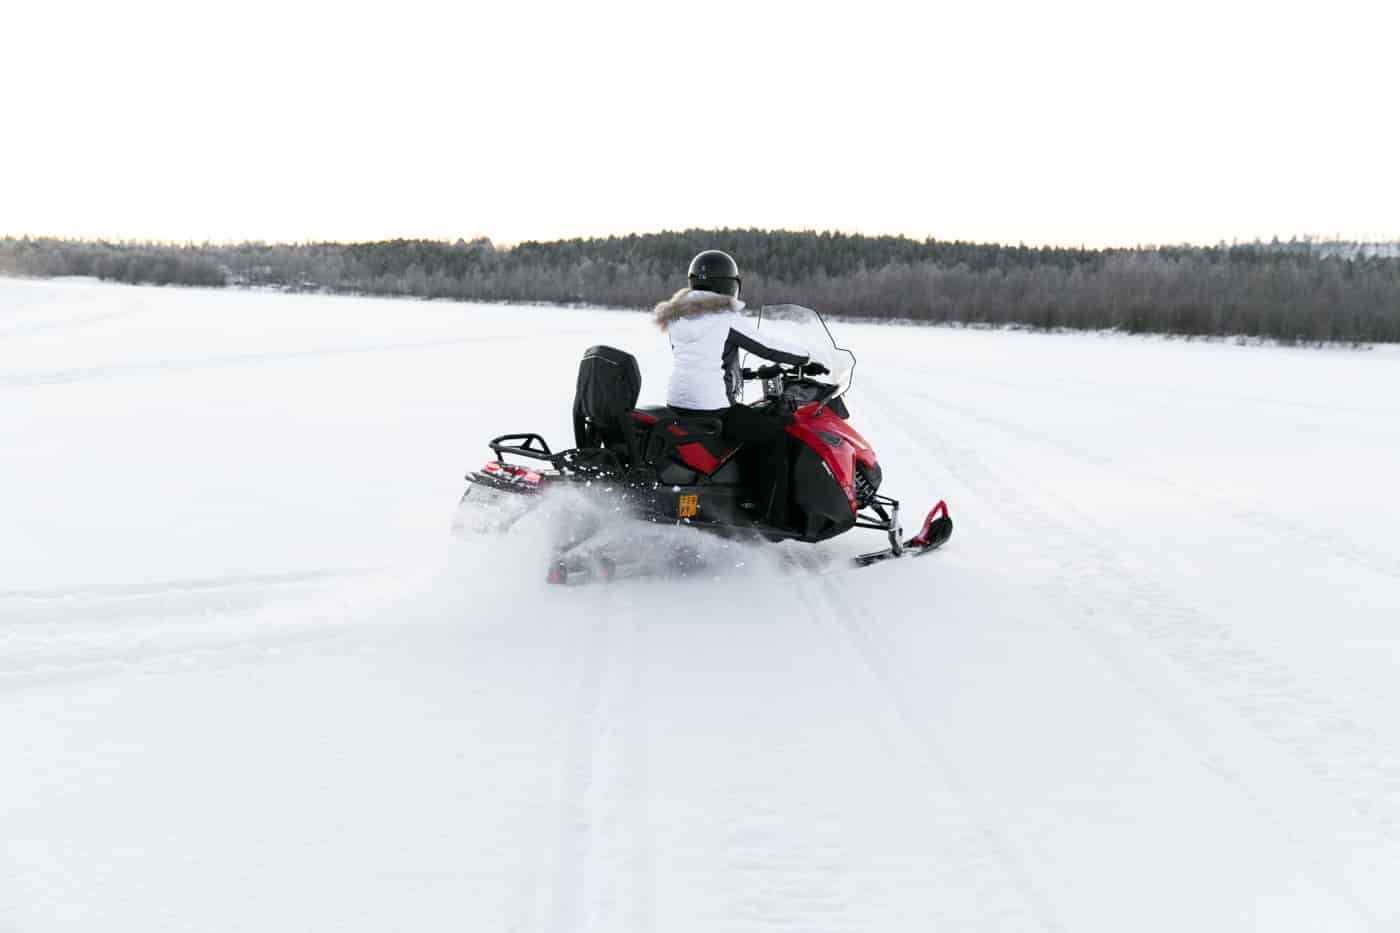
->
454, 305, 952, 582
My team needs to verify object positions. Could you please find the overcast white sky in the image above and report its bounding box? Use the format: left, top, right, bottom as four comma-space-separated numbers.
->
4, 0, 1396, 246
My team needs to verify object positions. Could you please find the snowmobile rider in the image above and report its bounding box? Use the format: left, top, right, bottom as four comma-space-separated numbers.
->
653, 249, 826, 530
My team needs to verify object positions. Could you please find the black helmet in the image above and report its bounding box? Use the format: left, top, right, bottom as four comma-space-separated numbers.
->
687, 249, 741, 298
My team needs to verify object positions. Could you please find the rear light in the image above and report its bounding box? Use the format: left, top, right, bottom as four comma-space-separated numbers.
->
481, 461, 544, 487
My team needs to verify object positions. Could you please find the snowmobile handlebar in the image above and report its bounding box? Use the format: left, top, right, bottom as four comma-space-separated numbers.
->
741, 361, 828, 380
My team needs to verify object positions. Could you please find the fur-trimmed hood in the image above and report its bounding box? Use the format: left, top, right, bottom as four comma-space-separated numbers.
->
652, 288, 746, 329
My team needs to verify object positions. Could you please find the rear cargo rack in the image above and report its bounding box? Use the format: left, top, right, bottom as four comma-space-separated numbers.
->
487, 433, 626, 479
488, 433, 556, 463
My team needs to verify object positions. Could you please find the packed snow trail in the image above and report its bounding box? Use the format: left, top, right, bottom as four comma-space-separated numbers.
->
4, 277, 1400, 931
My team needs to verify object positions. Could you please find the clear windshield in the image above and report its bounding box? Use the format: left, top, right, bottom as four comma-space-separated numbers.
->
755, 304, 857, 402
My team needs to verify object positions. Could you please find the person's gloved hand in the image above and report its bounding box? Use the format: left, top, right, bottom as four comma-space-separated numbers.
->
804, 360, 829, 376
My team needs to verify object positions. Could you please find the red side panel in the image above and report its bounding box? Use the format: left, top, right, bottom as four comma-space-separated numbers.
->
675, 442, 719, 474
788, 405, 873, 514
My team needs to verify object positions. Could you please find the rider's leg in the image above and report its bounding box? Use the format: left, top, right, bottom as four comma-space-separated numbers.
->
722, 406, 791, 529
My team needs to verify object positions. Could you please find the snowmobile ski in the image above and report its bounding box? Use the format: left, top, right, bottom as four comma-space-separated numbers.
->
854, 501, 953, 567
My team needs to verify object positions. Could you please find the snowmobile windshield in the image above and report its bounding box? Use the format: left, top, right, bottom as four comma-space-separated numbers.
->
756, 304, 858, 403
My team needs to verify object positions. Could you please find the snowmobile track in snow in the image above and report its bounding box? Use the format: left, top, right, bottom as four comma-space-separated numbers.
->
871, 381, 1400, 923
800, 579, 1069, 932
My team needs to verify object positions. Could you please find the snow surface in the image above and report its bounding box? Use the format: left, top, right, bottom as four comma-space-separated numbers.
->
4, 275, 1400, 932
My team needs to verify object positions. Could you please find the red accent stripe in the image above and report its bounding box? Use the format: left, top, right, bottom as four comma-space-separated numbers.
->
667, 425, 687, 436
630, 411, 658, 424
675, 442, 719, 474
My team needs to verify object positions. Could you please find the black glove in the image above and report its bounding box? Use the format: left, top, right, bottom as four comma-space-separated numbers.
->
804, 360, 829, 376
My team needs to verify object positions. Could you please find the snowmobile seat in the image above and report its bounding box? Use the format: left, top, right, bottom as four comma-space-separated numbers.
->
573, 346, 643, 457
627, 406, 743, 481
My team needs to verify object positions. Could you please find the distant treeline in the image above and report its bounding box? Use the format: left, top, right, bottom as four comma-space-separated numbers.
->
3, 230, 1399, 343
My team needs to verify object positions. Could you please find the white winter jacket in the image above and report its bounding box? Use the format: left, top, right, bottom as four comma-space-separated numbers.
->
653, 288, 813, 411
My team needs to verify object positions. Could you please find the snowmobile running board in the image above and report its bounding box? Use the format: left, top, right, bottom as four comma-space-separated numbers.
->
854, 500, 953, 567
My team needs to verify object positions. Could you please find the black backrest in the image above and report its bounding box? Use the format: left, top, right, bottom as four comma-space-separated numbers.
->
572, 345, 642, 449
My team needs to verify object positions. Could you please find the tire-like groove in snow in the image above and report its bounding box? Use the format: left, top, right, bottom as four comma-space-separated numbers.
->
870, 378, 1398, 924
797, 579, 1069, 932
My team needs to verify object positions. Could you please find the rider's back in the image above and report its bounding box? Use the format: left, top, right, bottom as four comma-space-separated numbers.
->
665, 308, 746, 411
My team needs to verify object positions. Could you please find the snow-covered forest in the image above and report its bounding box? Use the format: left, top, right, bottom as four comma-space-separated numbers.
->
5, 230, 1398, 343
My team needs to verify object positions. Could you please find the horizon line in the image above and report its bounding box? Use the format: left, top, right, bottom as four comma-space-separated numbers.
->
5, 228, 1400, 252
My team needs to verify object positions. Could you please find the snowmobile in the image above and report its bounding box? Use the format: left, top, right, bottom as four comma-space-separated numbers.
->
454, 305, 952, 583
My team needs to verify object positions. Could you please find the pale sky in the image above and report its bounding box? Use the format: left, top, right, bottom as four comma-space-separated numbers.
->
4, 0, 1397, 247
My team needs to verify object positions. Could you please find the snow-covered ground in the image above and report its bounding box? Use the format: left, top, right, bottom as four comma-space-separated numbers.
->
4, 275, 1400, 932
